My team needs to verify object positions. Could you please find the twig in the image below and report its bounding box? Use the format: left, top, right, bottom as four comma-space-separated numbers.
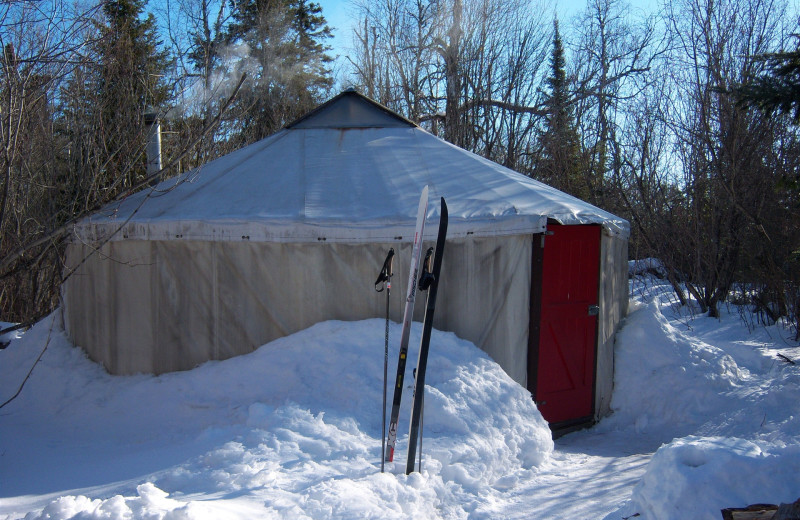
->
0, 315, 55, 410
0, 321, 29, 336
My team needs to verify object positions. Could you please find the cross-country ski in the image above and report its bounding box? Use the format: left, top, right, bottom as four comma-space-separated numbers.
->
385, 185, 429, 463
406, 197, 448, 475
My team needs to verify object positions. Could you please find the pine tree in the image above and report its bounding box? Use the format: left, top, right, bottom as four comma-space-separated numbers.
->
733, 37, 800, 123
287, 0, 334, 101
56, 0, 170, 211
536, 19, 586, 199
223, 0, 333, 144
96, 0, 171, 190
732, 37, 800, 196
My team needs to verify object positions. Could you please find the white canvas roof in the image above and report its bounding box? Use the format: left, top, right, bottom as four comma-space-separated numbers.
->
74, 91, 629, 244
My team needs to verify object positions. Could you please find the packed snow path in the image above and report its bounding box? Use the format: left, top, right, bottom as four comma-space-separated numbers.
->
489, 431, 653, 519
1, 275, 798, 519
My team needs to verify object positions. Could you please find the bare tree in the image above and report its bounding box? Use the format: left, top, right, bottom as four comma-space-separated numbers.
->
349, 0, 550, 167
456, 0, 549, 162
570, 0, 663, 208
158, 0, 236, 167
0, 1, 100, 320
658, 0, 792, 317
348, 0, 442, 120
611, 68, 692, 305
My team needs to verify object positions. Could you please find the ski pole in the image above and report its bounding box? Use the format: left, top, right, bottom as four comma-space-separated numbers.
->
375, 248, 394, 473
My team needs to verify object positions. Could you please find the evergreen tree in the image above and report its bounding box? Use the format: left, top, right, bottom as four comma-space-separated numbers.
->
733, 37, 800, 123
732, 37, 800, 196
223, 0, 333, 144
95, 0, 171, 190
288, 0, 334, 98
536, 19, 586, 199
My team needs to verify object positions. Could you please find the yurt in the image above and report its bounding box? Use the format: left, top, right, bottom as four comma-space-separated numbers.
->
62, 90, 629, 429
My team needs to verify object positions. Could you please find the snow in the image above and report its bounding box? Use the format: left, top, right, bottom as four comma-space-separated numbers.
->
628, 257, 666, 278
0, 322, 22, 347
627, 437, 800, 520
0, 318, 552, 519
1, 274, 799, 519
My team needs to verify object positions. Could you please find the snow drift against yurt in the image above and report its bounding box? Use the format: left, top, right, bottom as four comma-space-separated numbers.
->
0, 317, 554, 519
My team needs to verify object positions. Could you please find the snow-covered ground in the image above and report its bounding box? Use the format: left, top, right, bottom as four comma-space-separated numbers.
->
1, 274, 798, 519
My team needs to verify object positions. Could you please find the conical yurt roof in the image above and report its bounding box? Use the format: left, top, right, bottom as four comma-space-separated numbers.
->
75, 91, 629, 244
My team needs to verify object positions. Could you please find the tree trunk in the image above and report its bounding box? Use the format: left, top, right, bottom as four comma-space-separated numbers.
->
443, 0, 462, 146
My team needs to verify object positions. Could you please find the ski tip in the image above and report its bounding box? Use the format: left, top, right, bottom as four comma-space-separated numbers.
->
416, 186, 429, 216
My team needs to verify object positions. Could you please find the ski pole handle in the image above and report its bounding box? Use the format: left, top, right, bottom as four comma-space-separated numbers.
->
375, 248, 395, 292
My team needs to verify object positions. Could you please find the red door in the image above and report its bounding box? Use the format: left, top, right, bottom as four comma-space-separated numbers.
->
531, 224, 600, 425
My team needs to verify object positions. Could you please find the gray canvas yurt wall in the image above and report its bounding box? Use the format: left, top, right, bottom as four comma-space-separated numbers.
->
595, 230, 629, 419
63, 234, 532, 382
62, 91, 629, 419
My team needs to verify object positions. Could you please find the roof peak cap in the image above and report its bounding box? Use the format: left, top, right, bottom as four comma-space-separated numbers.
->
286, 90, 417, 129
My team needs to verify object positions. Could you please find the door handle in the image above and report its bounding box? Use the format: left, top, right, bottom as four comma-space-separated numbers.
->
588, 305, 599, 316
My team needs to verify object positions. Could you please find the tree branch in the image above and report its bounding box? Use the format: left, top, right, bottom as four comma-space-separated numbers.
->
0, 73, 247, 277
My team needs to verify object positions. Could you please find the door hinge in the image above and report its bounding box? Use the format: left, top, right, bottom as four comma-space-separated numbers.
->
588, 305, 599, 316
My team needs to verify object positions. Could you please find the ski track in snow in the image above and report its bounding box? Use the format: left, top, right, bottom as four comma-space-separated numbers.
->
1, 275, 799, 519
482, 433, 653, 519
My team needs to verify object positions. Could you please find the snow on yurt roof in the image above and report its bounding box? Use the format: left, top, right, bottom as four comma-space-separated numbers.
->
74, 91, 629, 244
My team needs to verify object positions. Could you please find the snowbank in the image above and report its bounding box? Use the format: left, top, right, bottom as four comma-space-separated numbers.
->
628, 258, 667, 278
601, 277, 800, 520
601, 301, 743, 439
0, 316, 553, 519
600, 300, 800, 445
627, 436, 800, 520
